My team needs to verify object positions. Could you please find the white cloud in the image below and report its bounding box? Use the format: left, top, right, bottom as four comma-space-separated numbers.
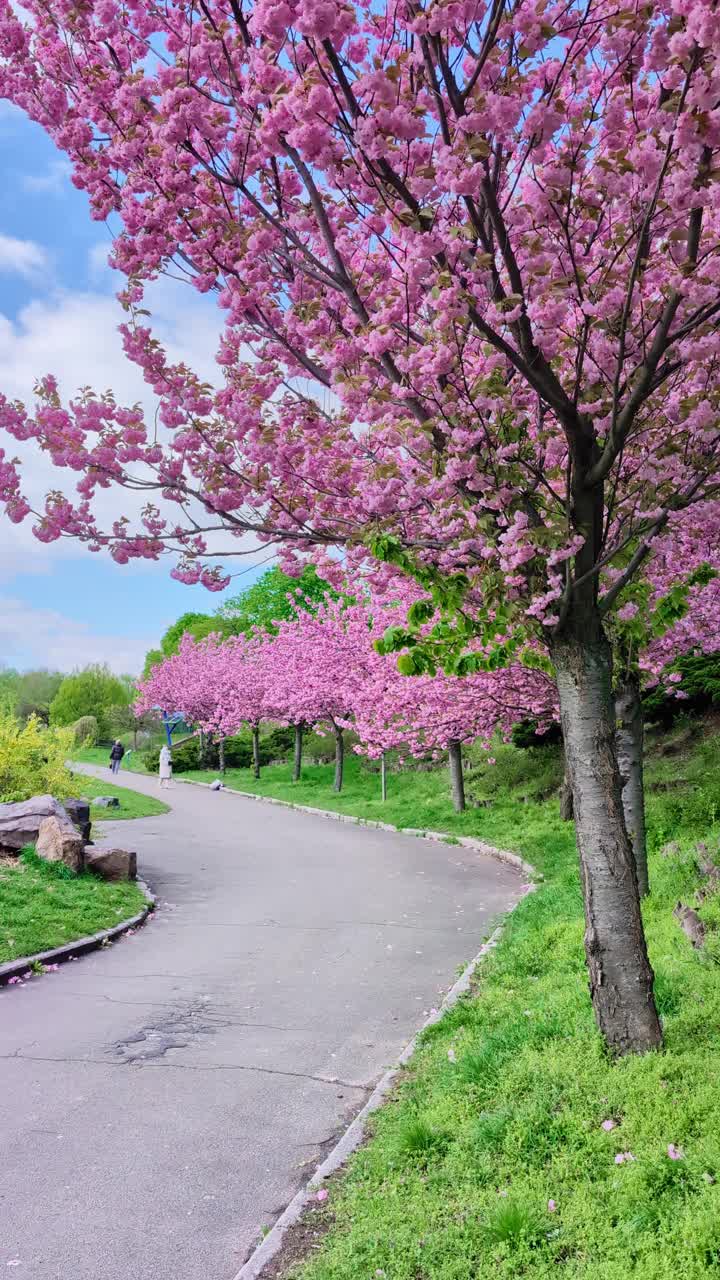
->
22, 158, 73, 196
0, 594, 152, 674
0, 232, 48, 278
0, 276, 262, 574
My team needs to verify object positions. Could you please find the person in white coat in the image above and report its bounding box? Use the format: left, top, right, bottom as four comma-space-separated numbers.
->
159, 743, 172, 788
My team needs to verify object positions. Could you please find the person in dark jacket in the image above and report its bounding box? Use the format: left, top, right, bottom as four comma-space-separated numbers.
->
109, 740, 125, 775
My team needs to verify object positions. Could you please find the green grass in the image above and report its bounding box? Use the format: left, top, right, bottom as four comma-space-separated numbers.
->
72, 745, 150, 773
67, 771, 169, 820
0, 847, 147, 963
186, 723, 720, 1280
181, 748, 567, 854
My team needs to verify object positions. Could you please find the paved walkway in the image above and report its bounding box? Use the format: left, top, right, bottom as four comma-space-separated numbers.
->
0, 768, 521, 1279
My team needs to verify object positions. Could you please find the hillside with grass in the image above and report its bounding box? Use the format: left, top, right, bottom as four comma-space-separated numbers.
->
180, 715, 720, 1279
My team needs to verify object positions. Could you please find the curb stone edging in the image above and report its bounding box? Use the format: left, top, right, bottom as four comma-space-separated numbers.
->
233, 871, 536, 1280
178, 778, 540, 882
0, 878, 156, 987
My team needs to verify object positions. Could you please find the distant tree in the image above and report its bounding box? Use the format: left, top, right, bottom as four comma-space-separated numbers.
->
106, 700, 158, 749
50, 664, 131, 738
0, 668, 20, 714
71, 715, 99, 747
217, 566, 333, 637
142, 648, 164, 678
142, 610, 236, 676
14, 670, 63, 724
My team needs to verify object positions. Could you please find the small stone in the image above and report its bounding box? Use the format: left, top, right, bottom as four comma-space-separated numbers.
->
36, 816, 84, 874
85, 846, 137, 881
92, 796, 120, 809
0, 795, 69, 853
64, 797, 92, 843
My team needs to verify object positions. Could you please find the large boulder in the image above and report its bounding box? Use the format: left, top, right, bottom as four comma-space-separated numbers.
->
0, 795, 69, 854
36, 814, 85, 874
85, 846, 137, 881
64, 797, 92, 844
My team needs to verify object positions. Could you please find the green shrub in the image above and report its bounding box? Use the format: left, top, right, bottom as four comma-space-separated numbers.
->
644, 653, 720, 725
72, 714, 99, 747
143, 738, 202, 773
0, 710, 77, 803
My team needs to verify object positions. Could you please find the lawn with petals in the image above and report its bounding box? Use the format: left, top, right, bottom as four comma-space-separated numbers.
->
214, 721, 720, 1280
0, 848, 147, 964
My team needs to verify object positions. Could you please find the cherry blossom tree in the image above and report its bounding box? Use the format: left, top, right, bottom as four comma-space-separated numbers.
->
252, 597, 380, 787
352, 655, 557, 810
606, 506, 720, 896
3, 0, 720, 1051
136, 630, 270, 773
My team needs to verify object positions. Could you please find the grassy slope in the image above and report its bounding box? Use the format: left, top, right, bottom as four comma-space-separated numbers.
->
73, 745, 150, 774
70, 771, 169, 820
0, 849, 147, 963
181, 744, 566, 851
1, 771, 165, 963
193, 723, 720, 1279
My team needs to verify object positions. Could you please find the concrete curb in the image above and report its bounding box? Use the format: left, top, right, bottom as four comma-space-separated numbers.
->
178, 778, 539, 882
0, 879, 156, 987
233, 876, 537, 1279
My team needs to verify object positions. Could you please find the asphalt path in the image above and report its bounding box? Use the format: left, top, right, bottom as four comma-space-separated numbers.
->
0, 767, 522, 1279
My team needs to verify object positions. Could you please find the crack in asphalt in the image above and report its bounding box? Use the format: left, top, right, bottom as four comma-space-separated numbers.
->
0, 1052, 369, 1089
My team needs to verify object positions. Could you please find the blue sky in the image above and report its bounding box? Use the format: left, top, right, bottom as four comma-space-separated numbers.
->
0, 103, 265, 675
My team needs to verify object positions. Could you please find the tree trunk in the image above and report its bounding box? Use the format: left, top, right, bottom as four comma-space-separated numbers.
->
559, 764, 574, 821
218, 736, 225, 775
293, 723, 303, 782
252, 724, 261, 780
448, 739, 466, 812
381, 751, 387, 803
333, 725, 344, 793
615, 674, 649, 897
551, 628, 661, 1055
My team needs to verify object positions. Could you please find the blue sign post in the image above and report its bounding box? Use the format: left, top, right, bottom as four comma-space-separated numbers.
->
161, 711, 186, 746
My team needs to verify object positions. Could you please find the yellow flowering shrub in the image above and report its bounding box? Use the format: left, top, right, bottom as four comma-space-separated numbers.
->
0, 710, 78, 803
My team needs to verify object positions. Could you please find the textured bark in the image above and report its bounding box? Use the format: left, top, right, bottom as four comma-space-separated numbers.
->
559, 767, 574, 820
293, 723, 303, 782
252, 724, 261, 780
551, 629, 662, 1055
381, 752, 387, 803
615, 675, 649, 897
448, 739, 466, 812
218, 737, 225, 774
333, 724, 344, 792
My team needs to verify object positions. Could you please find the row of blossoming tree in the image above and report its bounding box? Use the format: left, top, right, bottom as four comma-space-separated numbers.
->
1, 0, 719, 1052
136, 564, 718, 841
134, 591, 559, 802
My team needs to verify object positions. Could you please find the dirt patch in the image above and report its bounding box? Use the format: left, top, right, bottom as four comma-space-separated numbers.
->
260, 1199, 336, 1279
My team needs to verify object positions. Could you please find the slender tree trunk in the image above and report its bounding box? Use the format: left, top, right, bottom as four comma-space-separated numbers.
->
218, 736, 225, 775
252, 724, 261, 780
559, 762, 574, 821
293, 723, 303, 782
381, 751, 387, 803
448, 739, 466, 812
332, 724, 344, 793
199, 728, 207, 768
551, 627, 661, 1055
615, 675, 649, 897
